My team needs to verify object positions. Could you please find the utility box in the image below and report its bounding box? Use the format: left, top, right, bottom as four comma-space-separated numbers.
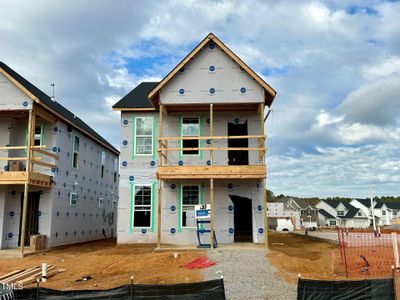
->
9, 161, 24, 171
30, 234, 46, 252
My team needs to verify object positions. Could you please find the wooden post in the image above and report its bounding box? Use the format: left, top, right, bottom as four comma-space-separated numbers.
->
210, 104, 213, 165
157, 179, 162, 249
260, 104, 265, 165
260, 104, 268, 248
20, 109, 35, 254
263, 178, 268, 248
158, 105, 163, 166
210, 178, 214, 248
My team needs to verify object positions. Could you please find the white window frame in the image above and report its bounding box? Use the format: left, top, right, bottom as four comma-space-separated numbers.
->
181, 184, 200, 228
72, 135, 80, 169
98, 197, 104, 208
70, 192, 78, 207
132, 184, 152, 229
113, 158, 118, 183
181, 116, 200, 156
34, 125, 43, 146
134, 116, 153, 156
337, 211, 344, 216
101, 150, 105, 178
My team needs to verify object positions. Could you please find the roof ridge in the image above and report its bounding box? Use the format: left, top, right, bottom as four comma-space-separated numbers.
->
0, 62, 118, 154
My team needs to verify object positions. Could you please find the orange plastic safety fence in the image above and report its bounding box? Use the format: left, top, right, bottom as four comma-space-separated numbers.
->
337, 228, 399, 277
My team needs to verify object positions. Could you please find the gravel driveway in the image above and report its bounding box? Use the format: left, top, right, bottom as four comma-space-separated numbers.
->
203, 248, 296, 300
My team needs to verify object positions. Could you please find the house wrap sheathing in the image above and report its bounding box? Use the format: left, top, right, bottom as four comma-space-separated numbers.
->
113, 33, 277, 246
0, 62, 119, 250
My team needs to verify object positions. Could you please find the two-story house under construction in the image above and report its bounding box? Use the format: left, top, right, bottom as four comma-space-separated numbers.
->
0, 62, 119, 252
113, 33, 276, 248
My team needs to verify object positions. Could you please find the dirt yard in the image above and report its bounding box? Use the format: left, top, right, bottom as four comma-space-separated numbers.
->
268, 232, 341, 284
268, 231, 400, 296
0, 241, 204, 290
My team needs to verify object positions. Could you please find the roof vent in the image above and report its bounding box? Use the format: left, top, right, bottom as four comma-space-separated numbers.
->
50, 83, 55, 101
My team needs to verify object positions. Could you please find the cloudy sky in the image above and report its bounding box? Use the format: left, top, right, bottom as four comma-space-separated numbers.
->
1, 0, 399, 198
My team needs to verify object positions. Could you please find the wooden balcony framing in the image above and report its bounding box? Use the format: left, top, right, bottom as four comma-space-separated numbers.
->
156, 103, 269, 249
157, 165, 266, 179
0, 171, 52, 187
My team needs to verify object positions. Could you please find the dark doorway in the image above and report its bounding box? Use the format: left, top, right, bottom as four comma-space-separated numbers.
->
228, 121, 249, 165
18, 192, 40, 246
229, 195, 253, 242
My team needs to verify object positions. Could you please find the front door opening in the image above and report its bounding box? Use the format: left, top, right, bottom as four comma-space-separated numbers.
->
229, 195, 253, 242
18, 192, 40, 247
228, 121, 249, 165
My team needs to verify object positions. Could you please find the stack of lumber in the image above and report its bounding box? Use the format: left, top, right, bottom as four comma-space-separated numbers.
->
0, 265, 65, 285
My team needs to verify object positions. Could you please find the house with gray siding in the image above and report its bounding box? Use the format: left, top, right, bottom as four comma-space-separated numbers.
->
0, 62, 119, 252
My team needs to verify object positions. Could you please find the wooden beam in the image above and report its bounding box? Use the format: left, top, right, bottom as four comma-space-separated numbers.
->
157, 165, 266, 179
158, 104, 163, 166
0, 145, 45, 150
157, 179, 162, 249
210, 104, 213, 165
263, 178, 268, 249
112, 107, 157, 111
0, 171, 28, 184
31, 160, 56, 168
260, 103, 268, 249
0, 68, 39, 102
0, 157, 28, 161
20, 109, 34, 254
158, 147, 266, 151
159, 135, 265, 141
33, 105, 57, 123
260, 103, 266, 163
210, 178, 214, 248
163, 103, 260, 113
33, 148, 59, 160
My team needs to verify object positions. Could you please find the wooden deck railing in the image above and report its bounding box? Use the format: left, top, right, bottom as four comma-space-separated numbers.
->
0, 145, 59, 171
157, 135, 266, 165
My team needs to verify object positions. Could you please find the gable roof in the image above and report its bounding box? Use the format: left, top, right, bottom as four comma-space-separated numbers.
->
338, 207, 366, 219
0, 62, 119, 155
112, 82, 159, 110
385, 202, 400, 210
147, 33, 277, 107
318, 209, 335, 219
282, 197, 312, 209
323, 199, 353, 210
353, 198, 373, 208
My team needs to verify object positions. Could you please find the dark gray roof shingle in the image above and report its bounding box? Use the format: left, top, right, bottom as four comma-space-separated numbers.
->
112, 82, 159, 109
0, 62, 118, 154
318, 209, 335, 219
323, 199, 353, 210
385, 202, 400, 210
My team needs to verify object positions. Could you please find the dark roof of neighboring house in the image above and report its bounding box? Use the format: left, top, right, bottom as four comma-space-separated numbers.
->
282, 197, 314, 209
353, 198, 384, 209
318, 209, 335, 219
385, 202, 400, 210
339, 208, 367, 219
0, 62, 118, 155
353, 198, 373, 208
323, 199, 353, 210
112, 82, 159, 109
